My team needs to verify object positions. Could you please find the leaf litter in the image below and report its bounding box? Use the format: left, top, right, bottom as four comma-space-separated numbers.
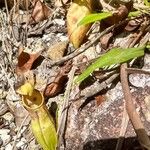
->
0, 0, 150, 150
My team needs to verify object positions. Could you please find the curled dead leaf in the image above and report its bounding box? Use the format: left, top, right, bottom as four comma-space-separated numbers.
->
44, 75, 68, 97
16, 47, 42, 75
44, 61, 72, 97
29, 0, 52, 24
100, 32, 113, 49
125, 20, 141, 32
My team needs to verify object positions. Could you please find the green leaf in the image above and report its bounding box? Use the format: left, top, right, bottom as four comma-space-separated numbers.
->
146, 44, 150, 49
128, 11, 141, 17
75, 46, 145, 84
78, 12, 112, 26
144, 0, 150, 6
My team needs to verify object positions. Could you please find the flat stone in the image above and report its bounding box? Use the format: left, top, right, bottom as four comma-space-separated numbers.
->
5, 143, 13, 150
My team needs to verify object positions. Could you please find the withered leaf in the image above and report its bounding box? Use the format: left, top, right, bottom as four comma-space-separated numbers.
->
44, 74, 68, 97
29, 0, 52, 24
125, 20, 140, 32
16, 48, 41, 75
44, 61, 72, 97
101, 5, 129, 30
100, 32, 113, 49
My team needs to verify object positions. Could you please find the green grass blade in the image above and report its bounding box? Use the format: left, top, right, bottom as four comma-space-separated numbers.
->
78, 12, 112, 26
128, 11, 141, 17
75, 46, 145, 84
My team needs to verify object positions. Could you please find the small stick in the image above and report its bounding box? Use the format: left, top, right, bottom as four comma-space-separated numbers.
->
120, 19, 150, 149
126, 68, 150, 75
49, 25, 116, 67
79, 73, 119, 100
4, 0, 9, 18
48, 19, 130, 67
57, 66, 76, 150
121, 64, 150, 150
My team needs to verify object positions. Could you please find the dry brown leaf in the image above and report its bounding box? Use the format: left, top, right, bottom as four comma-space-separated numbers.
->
100, 32, 113, 49
29, 0, 52, 24
47, 41, 68, 61
44, 61, 72, 97
125, 20, 140, 32
16, 47, 41, 75
44, 74, 68, 97
101, 5, 129, 30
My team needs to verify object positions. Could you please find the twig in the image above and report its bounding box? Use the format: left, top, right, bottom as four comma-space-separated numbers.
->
129, 20, 150, 48
140, 32, 150, 45
80, 73, 119, 99
49, 25, 115, 66
126, 68, 150, 75
115, 105, 129, 150
57, 66, 76, 150
12, 114, 29, 150
120, 64, 150, 150
48, 19, 129, 67
120, 19, 150, 149
4, 0, 9, 19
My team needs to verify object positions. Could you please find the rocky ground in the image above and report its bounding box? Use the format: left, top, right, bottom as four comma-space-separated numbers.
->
0, 0, 150, 150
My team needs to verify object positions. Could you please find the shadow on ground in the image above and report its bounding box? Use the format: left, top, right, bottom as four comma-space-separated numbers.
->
83, 136, 143, 150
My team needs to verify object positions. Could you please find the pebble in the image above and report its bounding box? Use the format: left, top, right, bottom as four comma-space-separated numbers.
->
5, 143, 13, 150
47, 41, 68, 61
53, 19, 65, 26
2, 112, 14, 123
